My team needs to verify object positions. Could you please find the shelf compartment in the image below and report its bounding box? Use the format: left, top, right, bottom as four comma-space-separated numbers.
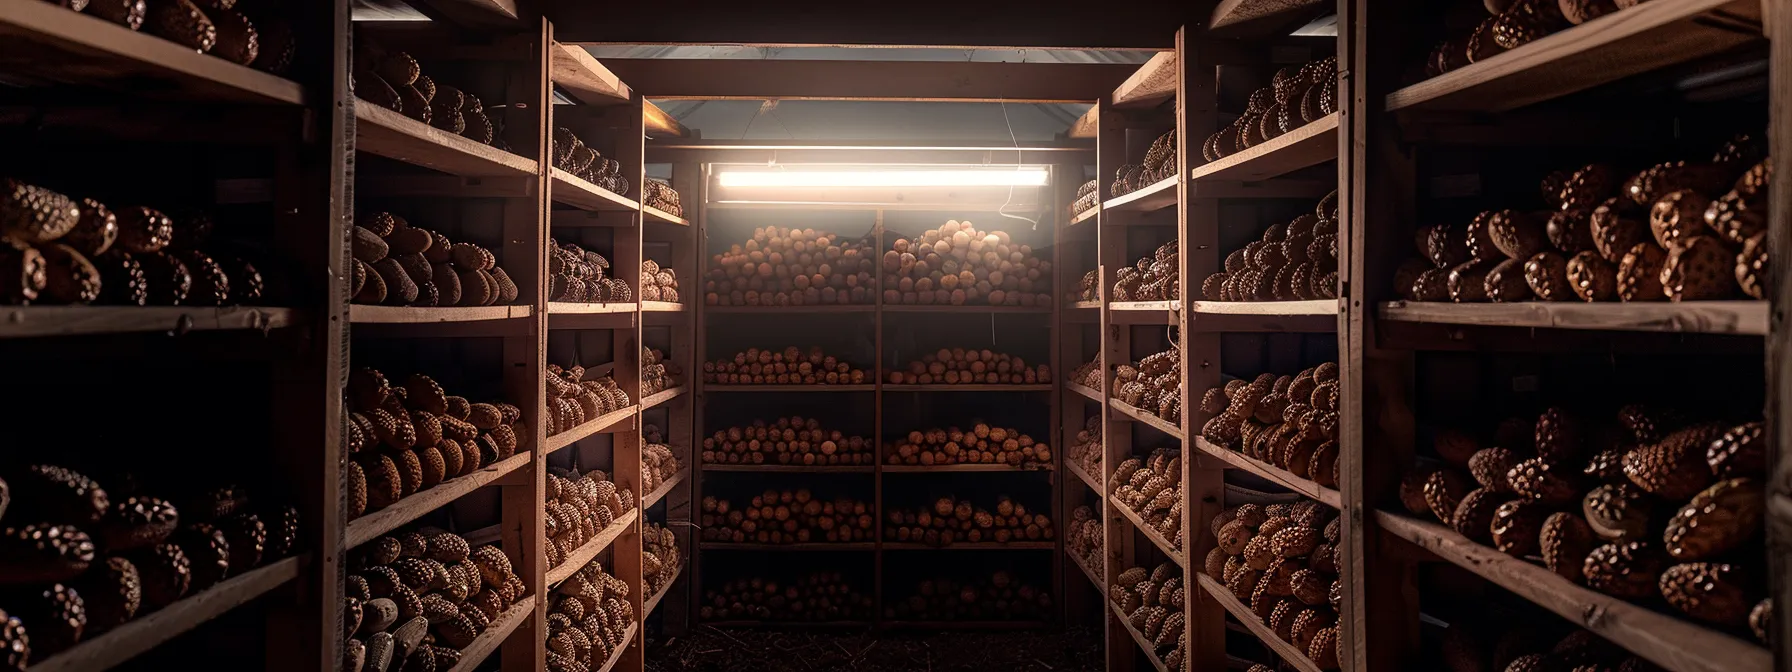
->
1375, 511, 1770, 672
882, 542, 1055, 551
1194, 438, 1341, 509
1378, 300, 1767, 335
552, 168, 640, 211
641, 386, 688, 411
882, 384, 1054, 392
644, 564, 684, 617
1109, 600, 1173, 672
703, 384, 876, 393
1109, 399, 1185, 440
1196, 572, 1326, 672
1191, 114, 1339, 183
1385, 0, 1763, 113
1067, 382, 1104, 404
1104, 177, 1178, 213
443, 597, 536, 672
548, 508, 640, 587
882, 464, 1054, 473
355, 101, 537, 177
642, 468, 686, 509
24, 555, 301, 672
346, 451, 532, 549
700, 542, 877, 551
701, 464, 876, 473
0, 305, 299, 339
0, 0, 305, 105
1067, 548, 1104, 596
1067, 461, 1102, 493
1111, 496, 1184, 566
545, 405, 640, 454
591, 622, 639, 672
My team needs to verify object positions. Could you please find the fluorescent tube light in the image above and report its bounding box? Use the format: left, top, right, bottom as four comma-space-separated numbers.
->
717, 169, 1049, 188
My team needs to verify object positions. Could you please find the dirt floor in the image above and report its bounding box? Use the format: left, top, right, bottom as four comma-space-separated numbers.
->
645, 626, 1104, 672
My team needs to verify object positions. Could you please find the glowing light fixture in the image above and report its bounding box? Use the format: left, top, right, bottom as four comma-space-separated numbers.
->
716, 168, 1050, 188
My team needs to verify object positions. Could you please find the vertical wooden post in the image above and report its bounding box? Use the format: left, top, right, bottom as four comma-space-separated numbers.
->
1764, 0, 1792, 666
498, 17, 551, 672
1343, 0, 1423, 669
612, 92, 651, 672
660, 160, 703, 635
1177, 26, 1227, 672
1095, 96, 1139, 672
872, 208, 887, 629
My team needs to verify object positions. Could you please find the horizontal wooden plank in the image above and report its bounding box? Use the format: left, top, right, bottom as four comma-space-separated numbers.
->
552, 168, 640, 211
1209, 0, 1329, 33
881, 304, 1052, 314
1196, 573, 1325, 672
1104, 177, 1178, 212
25, 556, 301, 672
547, 508, 639, 586
882, 464, 1054, 473
1112, 496, 1183, 566
642, 101, 691, 139
642, 205, 689, 225
355, 101, 538, 177
1109, 599, 1172, 672
883, 542, 1055, 551
545, 405, 640, 454
882, 384, 1054, 392
1189, 300, 1339, 332
1066, 461, 1102, 492
642, 468, 686, 509
551, 42, 631, 106
0, 0, 305, 105
1193, 437, 1342, 509
1068, 548, 1104, 596
0, 305, 299, 339
1375, 511, 1772, 672
443, 597, 535, 672
701, 464, 876, 473
1067, 382, 1104, 404
641, 386, 687, 411
1068, 106, 1098, 139
345, 452, 531, 548
640, 301, 688, 314
1111, 51, 1177, 108
644, 565, 683, 617
1386, 0, 1764, 113
1378, 300, 1768, 335
1109, 399, 1185, 440
1068, 205, 1101, 227
592, 622, 639, 672
1192, 299, 1335, 316
350, 305, 532, 324
703, 384, 877, 393
597, 59, 1136, 102
699, 542, 877, 551
1192, 114, 1339, 183
547, 301, 637, 315
647, 140, 1089, 166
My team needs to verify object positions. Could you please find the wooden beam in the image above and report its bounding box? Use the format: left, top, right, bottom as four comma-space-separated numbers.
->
1111, 50, 1176, 108
592, 59, 1134, 102
545, 0, 1201, 48
550, 42, 630, 105
403, 0, 521, 26
1208, 0, 1329, 35
1068, 105, 1097, 138
642, 100, 689, 138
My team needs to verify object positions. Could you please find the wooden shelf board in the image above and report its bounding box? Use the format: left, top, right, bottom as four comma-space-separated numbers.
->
0, 305, 299, 339
1067, 382, 1104, 404
1103, 177, 1178, 212
640, 301, 688, 312
1111, 497, 1184, 566
1209, 0, 1328, 32
1196, 573, 1325, 672
1067, 549, 1104, 596
548, 301, 636, 315
1111, 50, 1177, 108
701, 464, 876, 473
355, 101, 537, 177
1192, 299, 1335, 316
1068, 105, 1098, 139
550, 41, 631, 106
883, 542, 1055, 551
1193, 437, 1342, 509
703, 384, 876, 393
883, 384, 1054, 392
1378, 300, 1768, 335
642, 468, 686, 509
1067, 461, 1102, 493
705, 304, 876, 314
641, 386, 687, 411
644, 565, 683, 617
1385, 0, 1764, 113
548, 509, 640, 586
1069, 300, 1101, 310
699, 542, 876, 551
346, 452, 531, 548
24, 555, 301, 672
881, 464, 1053, 473
443, 597, 536, 672
552, 168, 640, 211
642, 205, 689, 225
0, 0, 306, 105
1190, 299, 1339, 332
350, 304, 531, 324
545, 405, 640, 454
592, 622, 639, 672
1110, 300, 1178, 313
1191, 114, 1339, 183
1067, 206, 1100, 227
1375, 511, 1771, 672
1108, 399, 1185, 440
881, 304, 1051, 314
1109, 600, 1173, 672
